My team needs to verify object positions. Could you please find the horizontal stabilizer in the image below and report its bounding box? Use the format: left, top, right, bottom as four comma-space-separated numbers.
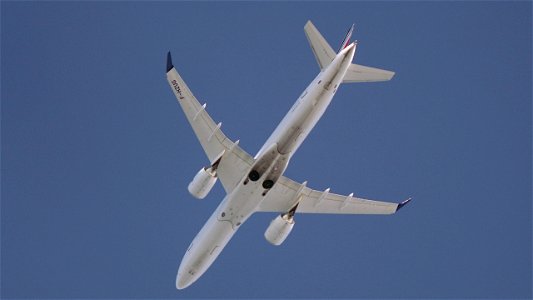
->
343, 63, 395, 83
304, 20, 335, 70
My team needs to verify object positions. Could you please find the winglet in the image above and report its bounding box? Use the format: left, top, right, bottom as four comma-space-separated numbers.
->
396, 197, 412, 212
166, 51, 174, 73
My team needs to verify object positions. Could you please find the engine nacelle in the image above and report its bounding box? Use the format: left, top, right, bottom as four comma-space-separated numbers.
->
188, 167, 217, 199
264, 214, 295, 246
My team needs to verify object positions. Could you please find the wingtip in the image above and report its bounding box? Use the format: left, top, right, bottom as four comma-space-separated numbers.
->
166, 51, 174, 73
396, 197, 412, 212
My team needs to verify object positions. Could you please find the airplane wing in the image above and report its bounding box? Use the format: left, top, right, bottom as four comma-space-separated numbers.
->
258, 175, 411, 214
166, 52, 253, 193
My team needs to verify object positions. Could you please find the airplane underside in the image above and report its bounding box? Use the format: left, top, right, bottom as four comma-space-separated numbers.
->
166, 20, 409, 290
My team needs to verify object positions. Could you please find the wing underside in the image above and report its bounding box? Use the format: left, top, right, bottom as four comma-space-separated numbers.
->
166, 53, 253, 193
258, 176, 410, 215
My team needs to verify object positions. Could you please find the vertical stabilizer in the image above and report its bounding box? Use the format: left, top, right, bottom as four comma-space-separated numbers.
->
338, 23, 355, 52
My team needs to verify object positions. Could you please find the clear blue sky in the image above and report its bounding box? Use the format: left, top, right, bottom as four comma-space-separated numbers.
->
2, 2, 531, 298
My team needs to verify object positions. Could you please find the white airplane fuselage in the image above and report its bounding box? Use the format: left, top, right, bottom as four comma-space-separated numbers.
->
176, 43, 356, 289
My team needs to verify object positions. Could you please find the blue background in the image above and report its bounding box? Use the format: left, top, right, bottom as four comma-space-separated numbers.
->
2, 2, 531, 298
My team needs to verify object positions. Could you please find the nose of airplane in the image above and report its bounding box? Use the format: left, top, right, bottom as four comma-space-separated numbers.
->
176, 272, 194, 290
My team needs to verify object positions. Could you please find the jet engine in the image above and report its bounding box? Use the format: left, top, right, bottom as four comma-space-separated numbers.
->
264, 213, 295, 246
188, 167, 217, 199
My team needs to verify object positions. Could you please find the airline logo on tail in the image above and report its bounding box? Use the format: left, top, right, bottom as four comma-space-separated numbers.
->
338, 23, 355, 52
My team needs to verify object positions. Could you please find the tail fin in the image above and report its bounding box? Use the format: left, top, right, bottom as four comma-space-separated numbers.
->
304, 20, 395, 82
338, 23, 355, 52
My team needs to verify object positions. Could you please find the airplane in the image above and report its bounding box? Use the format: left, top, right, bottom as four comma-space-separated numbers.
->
166, 20, 411, 290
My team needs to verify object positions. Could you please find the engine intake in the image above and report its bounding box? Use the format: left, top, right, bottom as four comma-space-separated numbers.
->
188, 167, 217, 199
264, 213, 295, 246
